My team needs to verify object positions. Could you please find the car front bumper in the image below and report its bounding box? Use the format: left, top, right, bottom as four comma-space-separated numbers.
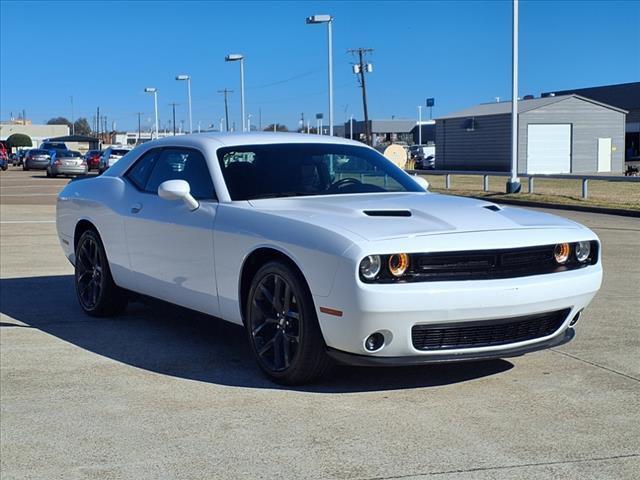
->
315, 258, 601, 361
50, 165, 88, 176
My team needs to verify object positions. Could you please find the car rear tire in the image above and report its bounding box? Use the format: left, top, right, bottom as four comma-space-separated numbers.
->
246, 261, 330, 385
75, 229, 128, 317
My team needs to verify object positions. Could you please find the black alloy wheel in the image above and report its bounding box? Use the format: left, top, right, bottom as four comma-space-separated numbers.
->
247, 261, 329, 384
75, 229, 128, 316
250, 272, 301, 372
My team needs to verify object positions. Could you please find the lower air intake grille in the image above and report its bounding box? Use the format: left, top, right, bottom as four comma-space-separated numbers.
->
411, 309, 570, 351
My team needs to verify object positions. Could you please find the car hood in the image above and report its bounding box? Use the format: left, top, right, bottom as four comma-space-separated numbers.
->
248, 192, 581, 241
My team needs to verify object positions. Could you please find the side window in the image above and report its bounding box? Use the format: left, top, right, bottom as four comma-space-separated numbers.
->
144, 148, 215, 200
126, 149, 161, 190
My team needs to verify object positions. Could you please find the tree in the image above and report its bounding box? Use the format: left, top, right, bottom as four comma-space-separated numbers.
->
46, 117, 72, 128
263, 123, 289, 132
73, 118, 92, 136
6, 133, 32, 149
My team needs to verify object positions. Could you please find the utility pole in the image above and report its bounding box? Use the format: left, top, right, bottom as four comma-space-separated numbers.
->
136, 112, 143, 144
218, 89, 233, 132
348, 48, 374, 145
96, 107, 100, 141
169, 103, 178, 135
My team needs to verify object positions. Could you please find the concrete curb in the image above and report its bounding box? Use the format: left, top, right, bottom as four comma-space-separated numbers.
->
472, 196, 640, 218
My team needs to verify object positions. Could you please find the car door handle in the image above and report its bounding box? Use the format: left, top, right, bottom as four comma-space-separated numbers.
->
131, 203, 143, 214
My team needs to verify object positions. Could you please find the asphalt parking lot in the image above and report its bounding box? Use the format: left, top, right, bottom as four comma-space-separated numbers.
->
1, 168, 639, 480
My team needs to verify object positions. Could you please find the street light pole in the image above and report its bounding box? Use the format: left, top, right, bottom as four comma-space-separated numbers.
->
145, 88, 159, 139
349, 114, 353, 140
225, 54, 246, 132
176, 75, 193, 133
418, 105, 422, 145
306, 14, 334, 136
70, 96, 74, 135
507, 0, 521, 193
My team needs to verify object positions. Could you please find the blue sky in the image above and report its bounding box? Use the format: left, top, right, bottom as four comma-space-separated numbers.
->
1, 0, 639, 132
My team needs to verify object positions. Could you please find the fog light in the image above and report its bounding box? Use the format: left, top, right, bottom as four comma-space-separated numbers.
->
554, 243, 570, 264
360, 255, 381, 281
575, 241, 591, 262
388, 253, 409, 277
365, 332, 385, 351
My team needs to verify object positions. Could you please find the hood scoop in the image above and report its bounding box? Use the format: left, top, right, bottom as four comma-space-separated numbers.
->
363, 209, 412, 217
483, 204, 502, 212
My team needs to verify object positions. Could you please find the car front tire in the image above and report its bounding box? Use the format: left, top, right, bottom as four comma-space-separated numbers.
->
246, 261, 330, 385
75, 229, 128, 317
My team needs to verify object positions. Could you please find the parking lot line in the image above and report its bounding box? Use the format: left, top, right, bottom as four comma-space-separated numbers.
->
0, 193, 59, 197
0, 220, 56, 224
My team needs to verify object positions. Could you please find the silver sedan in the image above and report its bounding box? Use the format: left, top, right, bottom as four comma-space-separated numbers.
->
47, 150, 88, 177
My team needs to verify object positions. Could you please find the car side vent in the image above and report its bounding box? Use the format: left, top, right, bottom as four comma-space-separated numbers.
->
363, 210, 412, 217
483, 205, 502, 212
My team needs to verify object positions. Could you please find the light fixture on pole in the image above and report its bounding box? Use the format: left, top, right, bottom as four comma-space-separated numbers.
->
417, 105, 422, 145
306, 14, 334, 136
175, 75, 193, 134
225, 54, 245, 132
144, 87, 159, 139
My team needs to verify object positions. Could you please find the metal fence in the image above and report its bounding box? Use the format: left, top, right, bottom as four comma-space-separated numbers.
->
406, 170, 640, 199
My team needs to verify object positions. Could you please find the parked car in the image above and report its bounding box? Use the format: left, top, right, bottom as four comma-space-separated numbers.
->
409, 145, 435, 169
98, 147, 131, 174
56, 133, 602, 384
84, 150, 103, 171
39, 142, 68, 151
16, 149, 30, 166
0, 151, 8, 171
47, 150, 88, 177
24, 149, 52, 170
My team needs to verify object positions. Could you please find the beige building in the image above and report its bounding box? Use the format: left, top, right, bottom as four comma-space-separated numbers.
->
0, 122, 70, 149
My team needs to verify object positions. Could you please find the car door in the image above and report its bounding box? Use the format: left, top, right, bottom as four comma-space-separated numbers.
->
122, 147, 219, 316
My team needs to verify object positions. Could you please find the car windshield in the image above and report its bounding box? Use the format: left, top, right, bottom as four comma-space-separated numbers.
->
110, 149, 129, 156
217, 143, 422, 201
31, 150, 49, 156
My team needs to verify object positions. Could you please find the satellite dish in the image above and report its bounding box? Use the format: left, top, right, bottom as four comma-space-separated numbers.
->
382, 144, 408, 168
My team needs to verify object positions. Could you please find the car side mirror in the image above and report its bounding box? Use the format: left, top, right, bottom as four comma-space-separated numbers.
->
412, 175, 429, 191
158, 179, 199, 211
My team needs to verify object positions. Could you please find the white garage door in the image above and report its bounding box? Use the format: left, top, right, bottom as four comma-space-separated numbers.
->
527, 124, 571, 174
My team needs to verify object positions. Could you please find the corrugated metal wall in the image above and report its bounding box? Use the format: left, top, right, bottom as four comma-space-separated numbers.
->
435, 114, 511, 171
519, 97, 625, 173
436, 97, 626, 173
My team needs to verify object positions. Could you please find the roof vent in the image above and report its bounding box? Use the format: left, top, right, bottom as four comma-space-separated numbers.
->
363, 210, 412, 217
523, 94, 534, 100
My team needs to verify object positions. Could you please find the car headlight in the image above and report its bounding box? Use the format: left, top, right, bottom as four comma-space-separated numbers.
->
575, 241, 591, 262
554, 243, 571, 264
359, 255, 381, 281
388, 253, 410, 277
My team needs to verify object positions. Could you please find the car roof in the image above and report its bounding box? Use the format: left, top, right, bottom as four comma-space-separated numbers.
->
142, 131, 371, 150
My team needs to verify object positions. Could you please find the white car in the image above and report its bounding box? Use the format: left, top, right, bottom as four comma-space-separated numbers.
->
56, 133, 602, 384
98, 146, 131, 174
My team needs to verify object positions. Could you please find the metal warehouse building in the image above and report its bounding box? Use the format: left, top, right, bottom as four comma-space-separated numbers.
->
435, 94, 626, 174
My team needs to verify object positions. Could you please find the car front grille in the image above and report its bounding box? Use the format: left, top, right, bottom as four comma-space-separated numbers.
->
411, 309, 570, 351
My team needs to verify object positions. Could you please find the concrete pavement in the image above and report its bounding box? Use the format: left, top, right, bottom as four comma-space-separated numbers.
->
1, 169, 638, 479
